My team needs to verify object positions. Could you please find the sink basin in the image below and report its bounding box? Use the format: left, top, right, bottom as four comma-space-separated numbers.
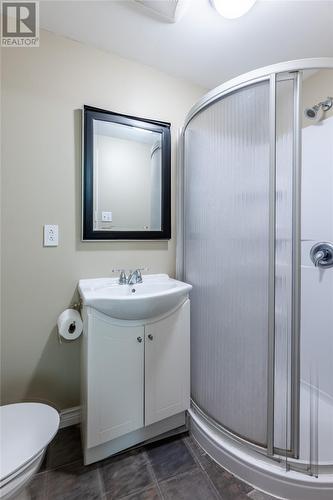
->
78, 274, 192, 320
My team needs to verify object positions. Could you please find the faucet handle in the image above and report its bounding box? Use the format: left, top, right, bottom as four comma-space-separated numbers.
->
310, 242, 333, 268
313, 250, 325, 267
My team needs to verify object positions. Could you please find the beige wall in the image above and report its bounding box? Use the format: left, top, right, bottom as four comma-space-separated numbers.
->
0, 30, 204, 410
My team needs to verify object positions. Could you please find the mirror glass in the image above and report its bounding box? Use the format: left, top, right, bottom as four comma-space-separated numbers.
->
93, 120, 162, 232
83, 106, 171, 240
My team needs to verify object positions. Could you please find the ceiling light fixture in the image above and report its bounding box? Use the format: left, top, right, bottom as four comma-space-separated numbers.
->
211, 0, 257, 19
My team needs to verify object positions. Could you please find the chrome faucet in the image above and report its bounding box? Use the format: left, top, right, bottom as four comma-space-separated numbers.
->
127, 269, 143, 285
113, 268, 145, 284
112, 269, 128, 284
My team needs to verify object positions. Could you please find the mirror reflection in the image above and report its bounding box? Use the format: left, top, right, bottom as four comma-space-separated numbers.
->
93, 120, 162, 232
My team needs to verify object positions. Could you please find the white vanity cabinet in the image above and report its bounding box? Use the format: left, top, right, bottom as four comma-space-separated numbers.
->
86, 318, 145, 447
145, 302, 190, 426
81, 299, 190, 465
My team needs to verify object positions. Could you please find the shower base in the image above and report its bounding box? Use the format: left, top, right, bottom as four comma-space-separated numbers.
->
299, 380, 333, 465
189, 406, 333, 500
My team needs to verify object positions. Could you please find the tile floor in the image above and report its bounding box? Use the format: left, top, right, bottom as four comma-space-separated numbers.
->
28, 426, 278, 500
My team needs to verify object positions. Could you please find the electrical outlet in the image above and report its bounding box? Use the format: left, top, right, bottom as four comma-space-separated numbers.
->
44, 225, 59, 247
102, 211, 112, 222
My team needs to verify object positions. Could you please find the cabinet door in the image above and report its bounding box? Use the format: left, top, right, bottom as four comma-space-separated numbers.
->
145, 299, 190, 426
87, 312, 144, 448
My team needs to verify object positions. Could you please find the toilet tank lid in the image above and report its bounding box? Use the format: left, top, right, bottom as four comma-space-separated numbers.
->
0, 403, 60, 482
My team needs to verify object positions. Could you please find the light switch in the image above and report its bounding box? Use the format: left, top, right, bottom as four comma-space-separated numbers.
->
44, 225, 59, 246
102, 211, 112, 222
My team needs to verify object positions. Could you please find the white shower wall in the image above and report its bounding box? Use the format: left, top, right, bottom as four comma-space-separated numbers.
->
299, 115, 333, 463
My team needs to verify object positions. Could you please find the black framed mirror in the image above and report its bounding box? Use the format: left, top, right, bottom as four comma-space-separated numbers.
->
82, 105, 171, 240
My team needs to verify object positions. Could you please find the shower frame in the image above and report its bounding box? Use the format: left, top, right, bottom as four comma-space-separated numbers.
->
176, 58, 333, 466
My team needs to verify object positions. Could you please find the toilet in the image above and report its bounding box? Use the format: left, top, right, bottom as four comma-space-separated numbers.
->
0, 403, 60, 499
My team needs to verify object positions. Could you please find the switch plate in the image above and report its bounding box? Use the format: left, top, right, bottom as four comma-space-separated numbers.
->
102, 211, 112, 222
44, 225, 59, 246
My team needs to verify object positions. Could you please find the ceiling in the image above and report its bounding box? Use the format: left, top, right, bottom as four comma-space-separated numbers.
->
40, 0, 333, 89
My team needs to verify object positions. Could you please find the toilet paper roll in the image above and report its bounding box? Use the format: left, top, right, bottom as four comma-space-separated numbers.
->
57, 309, 83, 341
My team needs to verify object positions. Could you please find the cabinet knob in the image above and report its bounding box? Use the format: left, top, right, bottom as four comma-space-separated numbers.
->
148, 334, 153, 341
137, 336, 143, 343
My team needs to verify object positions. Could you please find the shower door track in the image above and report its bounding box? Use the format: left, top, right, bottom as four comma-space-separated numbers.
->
191, 400, 333, 475
190, 400, 292, 466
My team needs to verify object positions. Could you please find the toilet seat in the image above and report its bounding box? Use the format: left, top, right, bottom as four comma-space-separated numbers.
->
0, 403, 59, 496
0, 451, 45, 499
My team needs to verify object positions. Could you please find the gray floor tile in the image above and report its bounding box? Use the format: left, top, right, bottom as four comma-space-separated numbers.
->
38, 452, 48, 473
186, 437, 254, 499
184, 436, 206, 459
204, 459, 252, 500
184, 436, 213, 469
146, 436, 196, 481
46, 461, 102, 500
100, 449, 154, 498
195, 450, 220, 470
159, 468, 218, 500
46, 425, 82, 469
30, 429, 274, 500
106, 485, 162, 500
247, 490, 278, 500
27, 472, 47, 499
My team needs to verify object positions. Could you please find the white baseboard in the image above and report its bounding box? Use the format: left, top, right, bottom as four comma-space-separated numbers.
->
59, 406, 81, 428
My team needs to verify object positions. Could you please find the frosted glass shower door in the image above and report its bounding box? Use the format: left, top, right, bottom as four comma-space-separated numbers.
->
184, 81, 271, 446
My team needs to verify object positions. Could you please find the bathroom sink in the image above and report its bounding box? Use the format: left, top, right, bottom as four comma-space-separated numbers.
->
78, 274, 192, 320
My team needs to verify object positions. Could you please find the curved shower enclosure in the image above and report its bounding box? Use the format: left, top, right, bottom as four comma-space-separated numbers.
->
178, 59, 333, 500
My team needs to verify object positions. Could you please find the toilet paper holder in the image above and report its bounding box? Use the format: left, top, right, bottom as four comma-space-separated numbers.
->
70, 300, 82, 311
68, 321, 76, 334
57, 305, 83, 344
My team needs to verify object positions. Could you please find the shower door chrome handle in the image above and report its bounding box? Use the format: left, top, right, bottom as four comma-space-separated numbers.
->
310, 242, 333, 268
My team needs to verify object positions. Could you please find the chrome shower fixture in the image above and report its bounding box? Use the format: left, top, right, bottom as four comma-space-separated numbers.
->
304, 97, 333, 121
